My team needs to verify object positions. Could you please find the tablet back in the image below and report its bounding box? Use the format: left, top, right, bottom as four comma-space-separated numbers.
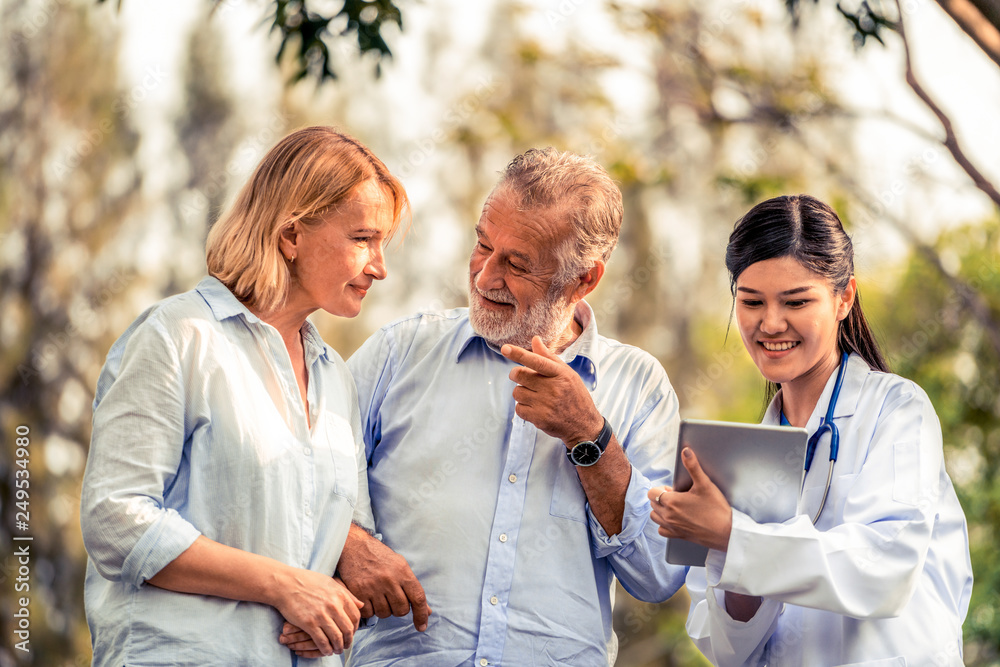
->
664, 418, 808, 566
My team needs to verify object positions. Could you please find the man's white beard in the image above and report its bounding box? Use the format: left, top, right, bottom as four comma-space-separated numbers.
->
468, 276, 573, 349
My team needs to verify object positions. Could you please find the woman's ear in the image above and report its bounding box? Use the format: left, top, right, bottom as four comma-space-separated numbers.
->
837, 276, 857, 321
278, 220, 300, 262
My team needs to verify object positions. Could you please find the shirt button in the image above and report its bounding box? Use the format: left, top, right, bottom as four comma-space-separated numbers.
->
490, 596, 498, 605
499, 533, 508, 543
508, 473, 517, 483
480, 660, 489, 666
305, 506, 312, 517
304, 447, 312, 456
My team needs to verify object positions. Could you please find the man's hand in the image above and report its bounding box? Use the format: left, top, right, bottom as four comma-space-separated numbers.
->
648, 447, 733, 552
501, 336, 603, 446
336, 523, 431, 632
503, 335, 632, 536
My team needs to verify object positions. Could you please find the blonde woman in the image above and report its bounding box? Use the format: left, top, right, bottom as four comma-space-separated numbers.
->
81, 127, 408, 665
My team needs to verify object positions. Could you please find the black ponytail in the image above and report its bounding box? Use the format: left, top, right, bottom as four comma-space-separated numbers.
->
725, 195, 889, 404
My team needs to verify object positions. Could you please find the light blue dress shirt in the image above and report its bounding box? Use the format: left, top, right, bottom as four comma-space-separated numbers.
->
345, 303, 688, 667
80, 276, 372, 667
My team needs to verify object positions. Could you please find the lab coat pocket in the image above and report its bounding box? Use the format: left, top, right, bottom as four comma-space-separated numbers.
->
892, 440, 921, 506
835, 658, 905, 667
324, 412, 360, 503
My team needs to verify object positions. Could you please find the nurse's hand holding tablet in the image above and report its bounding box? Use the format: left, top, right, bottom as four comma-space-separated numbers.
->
648, 195, 973, 667
649, 446, 732, 552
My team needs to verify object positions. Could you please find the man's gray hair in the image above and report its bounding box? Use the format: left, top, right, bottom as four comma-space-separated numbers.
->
493, 147, 623, 286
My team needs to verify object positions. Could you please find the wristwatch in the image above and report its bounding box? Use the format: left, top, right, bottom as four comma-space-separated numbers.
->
566, 417, 613, 467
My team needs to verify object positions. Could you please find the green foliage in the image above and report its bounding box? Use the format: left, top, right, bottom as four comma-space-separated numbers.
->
270, 0, 402, 82
100, 0, 404, 84
786, 0, 899, 48
867, 220, 1000, 662
716, 173, 792, 205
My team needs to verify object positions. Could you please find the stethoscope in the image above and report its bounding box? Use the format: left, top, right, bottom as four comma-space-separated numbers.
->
783, 351, 849, 524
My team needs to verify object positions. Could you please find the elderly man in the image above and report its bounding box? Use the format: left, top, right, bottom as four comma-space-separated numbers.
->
282, 148, 686, 665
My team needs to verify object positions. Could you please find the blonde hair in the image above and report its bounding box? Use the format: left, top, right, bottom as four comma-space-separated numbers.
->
206, 126, 409, 313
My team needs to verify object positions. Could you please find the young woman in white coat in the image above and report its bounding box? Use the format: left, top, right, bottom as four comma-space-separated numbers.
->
648, 194, 973, 666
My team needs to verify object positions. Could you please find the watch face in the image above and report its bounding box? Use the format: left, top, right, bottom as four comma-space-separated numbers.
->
571, 441, 602, 467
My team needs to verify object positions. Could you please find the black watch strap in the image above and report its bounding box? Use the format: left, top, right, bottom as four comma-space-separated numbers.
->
591, 417, 612, 452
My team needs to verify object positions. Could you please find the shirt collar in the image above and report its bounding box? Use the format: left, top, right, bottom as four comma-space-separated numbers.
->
765, 352, 870, 426
456, 300, 600, 390
195, 276, 331, 363
196, 275, 256, 322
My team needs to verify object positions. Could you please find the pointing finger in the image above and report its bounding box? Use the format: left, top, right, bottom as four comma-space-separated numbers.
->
530, 335, 561, 361
501, 343, 562, 376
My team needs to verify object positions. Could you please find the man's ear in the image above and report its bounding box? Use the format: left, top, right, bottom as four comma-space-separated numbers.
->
570, 260, 606, 303
837, 276, 857, 321
278, 220, 300, 262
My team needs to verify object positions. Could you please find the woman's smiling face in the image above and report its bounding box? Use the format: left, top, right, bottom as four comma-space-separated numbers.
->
735, 255, 855, 386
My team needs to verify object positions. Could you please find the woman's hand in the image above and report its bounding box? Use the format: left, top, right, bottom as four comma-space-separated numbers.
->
272, 573, 364, 657
648, 447, 733, 552
279, 621, 315, 657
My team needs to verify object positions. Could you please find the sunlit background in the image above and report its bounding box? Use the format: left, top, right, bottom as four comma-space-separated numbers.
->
1, 0, 999, 664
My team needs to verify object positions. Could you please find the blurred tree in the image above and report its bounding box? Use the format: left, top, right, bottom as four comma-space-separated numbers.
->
0, 2, 148, 665
779, 5, 1000, 657
788, 0, 1000, 67
100, 0, 404, 84
784, 0, 1000, 307
169, 11, 246, 294
867, 220, 1000, 663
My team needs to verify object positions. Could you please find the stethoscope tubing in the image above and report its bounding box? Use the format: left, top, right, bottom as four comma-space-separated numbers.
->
803, 351, 850, 524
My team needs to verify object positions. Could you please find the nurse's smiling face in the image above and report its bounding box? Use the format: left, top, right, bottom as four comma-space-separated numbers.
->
735, 255, 855, 388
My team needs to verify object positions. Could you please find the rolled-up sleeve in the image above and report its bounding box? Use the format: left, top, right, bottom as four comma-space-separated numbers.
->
590, 375, 688, 602
80, 315, 201, 588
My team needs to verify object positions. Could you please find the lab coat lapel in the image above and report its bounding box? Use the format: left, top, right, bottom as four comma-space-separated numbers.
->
762, 353, 870, 427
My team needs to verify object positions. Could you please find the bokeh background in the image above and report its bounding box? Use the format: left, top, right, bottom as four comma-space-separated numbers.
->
1, 0, 999, 664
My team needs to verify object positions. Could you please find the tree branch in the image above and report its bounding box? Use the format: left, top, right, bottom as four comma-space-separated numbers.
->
895, 0, 1000, 208
933, 0, 1000, 68
804, 140, 1000, 360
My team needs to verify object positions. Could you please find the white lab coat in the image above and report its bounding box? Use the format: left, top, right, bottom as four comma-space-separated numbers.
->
686, 354, 973, 667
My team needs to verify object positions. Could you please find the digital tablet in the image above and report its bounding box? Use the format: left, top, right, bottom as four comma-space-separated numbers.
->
664, 418, 808, 566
